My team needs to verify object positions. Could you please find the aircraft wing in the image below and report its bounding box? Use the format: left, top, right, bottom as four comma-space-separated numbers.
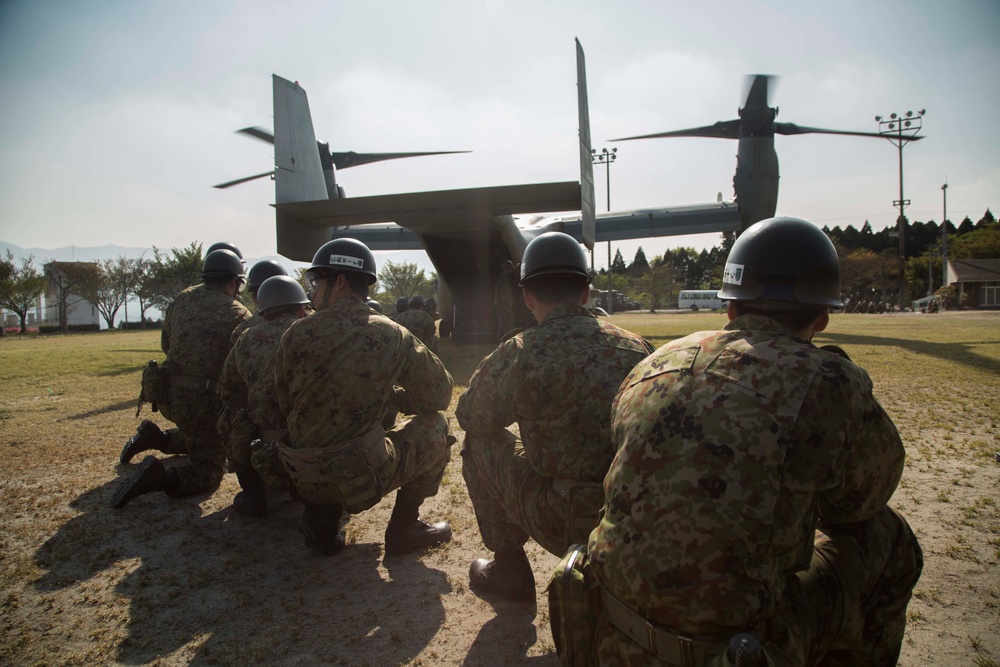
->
547, 201, 741, 243
275, 181, 580, 261
325, 224, 423, 250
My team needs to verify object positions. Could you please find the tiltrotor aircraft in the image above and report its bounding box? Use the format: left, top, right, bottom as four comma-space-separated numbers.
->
217, 42, 742, 342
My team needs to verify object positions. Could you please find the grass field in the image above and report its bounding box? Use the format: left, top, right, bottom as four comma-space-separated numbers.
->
0, 310, 997, 665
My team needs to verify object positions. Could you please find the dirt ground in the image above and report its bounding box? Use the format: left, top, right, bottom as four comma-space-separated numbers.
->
1, 313, 998, 666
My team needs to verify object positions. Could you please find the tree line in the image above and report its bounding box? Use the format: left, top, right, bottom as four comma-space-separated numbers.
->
595, 209, 998, 312
2, 210, 995, 334
1, 243, 206, 334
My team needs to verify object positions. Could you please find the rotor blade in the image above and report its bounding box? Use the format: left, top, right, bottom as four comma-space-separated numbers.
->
774, 122, 923, 140
742, 74, 775, 109
612, 120, 740, 141
213, 171, 274, 189
331, 150, 471, 170
237, 126, 275, 144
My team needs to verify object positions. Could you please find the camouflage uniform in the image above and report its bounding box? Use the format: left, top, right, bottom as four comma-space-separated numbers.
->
394, 308, 437, 349
158, 283, 251, 496
219, 313, 299, 471
457, 303, 653, 557
230, 311, 263, 347
274, 297, 453, 507
585, 313, 922, 666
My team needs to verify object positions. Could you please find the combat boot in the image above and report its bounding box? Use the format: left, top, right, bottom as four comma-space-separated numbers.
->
469, 545, 536, 602
112, 455, 169, 508
383, 490, 452, 556
233, 467, 267, 518
120, 420, 170, 465
299, 503, 346, 556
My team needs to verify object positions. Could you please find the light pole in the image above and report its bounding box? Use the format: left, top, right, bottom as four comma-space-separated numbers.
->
592, 147, 617, 312
876, 110, 924, 311
941, 182, 949, 290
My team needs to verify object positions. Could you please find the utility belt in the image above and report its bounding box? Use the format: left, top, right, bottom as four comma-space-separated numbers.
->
551, 477, 604, 544
278, 426, 389, 513
168, 374, 219, 393
602, 588, 761, 666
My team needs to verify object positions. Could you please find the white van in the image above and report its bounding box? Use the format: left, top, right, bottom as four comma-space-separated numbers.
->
678, 289, 722, 311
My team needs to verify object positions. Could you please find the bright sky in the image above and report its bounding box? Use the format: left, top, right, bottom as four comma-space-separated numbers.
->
1, 0, 997, 270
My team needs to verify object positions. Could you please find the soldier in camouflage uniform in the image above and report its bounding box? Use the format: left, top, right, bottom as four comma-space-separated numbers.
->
229, 259, 289, 346
114, 249, 252, 508
218, 275, 310, 517
394, 295, 437, 351
391, 296, 409, 322
270, 238, 455, 557
576, 218, 921, 666
458, 232, 653, 603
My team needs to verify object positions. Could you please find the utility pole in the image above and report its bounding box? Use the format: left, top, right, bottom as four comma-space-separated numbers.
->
941, 182, 949, 290
876, 110, 924, 311
592, 147, 617, 312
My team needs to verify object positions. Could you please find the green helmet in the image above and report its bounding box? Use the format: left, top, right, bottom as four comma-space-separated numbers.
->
365, 299, 383, 314
718, 217, 843, 309
520, 232, 591, 285
395, 297, 409, 313
202, 249, 246, 280
247, 259, 288, 292
409, 295, 425, 308
309, 238, 377, 285
206, 241, 243, 260
256, 276, 310, 316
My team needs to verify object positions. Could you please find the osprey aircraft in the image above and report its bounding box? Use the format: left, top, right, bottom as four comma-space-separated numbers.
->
218, 41, 740, 343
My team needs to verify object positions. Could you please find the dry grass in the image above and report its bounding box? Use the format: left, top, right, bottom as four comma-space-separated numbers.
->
1, 310, 998, 666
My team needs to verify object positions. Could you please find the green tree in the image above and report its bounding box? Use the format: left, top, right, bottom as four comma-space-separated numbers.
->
628, 247, 650, 277
610, 249, 628, 274
132, 256, 157, 326
68, 257, 139, 330
44, 261, 93, 332
0, 251, 48, 333
377, 260, 436, 303
147, 243, 204, 311
635, 260, 679, 312
948, 218, 1000, 259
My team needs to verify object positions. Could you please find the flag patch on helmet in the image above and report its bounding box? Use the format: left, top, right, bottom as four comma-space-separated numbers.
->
723, 263, 744, 285
329, 254, 364, 269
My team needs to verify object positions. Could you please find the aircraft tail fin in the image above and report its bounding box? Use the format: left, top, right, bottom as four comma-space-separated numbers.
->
272, 75, 329, 204
576, 38, 596, 251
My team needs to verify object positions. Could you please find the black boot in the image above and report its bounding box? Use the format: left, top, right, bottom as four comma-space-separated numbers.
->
469, 545, 536, 602
299, 503, 346, 556
112, 456, 168, 508
233, 466, 267, 518
383, 490, 452, 556
120, 420, 170, 465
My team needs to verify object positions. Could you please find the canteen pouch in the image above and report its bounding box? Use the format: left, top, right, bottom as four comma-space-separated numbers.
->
251, 439, 291, 491
138, 360, 168, 414
547, 544, 602, 666
278, 427, 389, 513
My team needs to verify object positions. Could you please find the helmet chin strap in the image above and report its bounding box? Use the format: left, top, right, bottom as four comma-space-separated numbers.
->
317, 275, 349, 310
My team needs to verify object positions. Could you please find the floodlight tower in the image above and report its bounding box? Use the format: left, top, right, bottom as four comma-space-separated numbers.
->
875, 110, 924, 310
592, 147, 618, 310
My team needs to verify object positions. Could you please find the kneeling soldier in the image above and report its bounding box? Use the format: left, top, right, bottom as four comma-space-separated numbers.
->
457, 232, 653, 602
218, 275, 310, 517
271, 238, 455, 556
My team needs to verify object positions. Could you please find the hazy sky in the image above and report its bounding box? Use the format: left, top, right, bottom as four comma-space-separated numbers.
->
1, 0, 997, 269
